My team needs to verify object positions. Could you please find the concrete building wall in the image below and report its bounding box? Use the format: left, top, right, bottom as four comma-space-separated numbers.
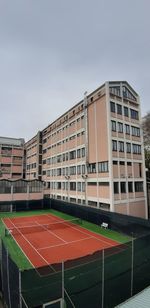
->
0, 137, 24, 180
24, 81, 147, 219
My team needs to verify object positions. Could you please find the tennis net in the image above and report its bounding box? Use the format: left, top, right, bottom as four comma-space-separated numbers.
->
5, 218, 82, 236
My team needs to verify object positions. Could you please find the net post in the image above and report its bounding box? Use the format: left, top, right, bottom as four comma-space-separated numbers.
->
62, 261, 65, 308
19, 269, 22, 308
102, 249, 105, 308
131, 233, 134, 297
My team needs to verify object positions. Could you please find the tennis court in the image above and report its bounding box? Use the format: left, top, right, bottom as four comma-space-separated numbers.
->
2, 213, 119, 269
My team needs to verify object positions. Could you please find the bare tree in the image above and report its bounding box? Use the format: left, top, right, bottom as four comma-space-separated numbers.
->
142, 112, 150, 170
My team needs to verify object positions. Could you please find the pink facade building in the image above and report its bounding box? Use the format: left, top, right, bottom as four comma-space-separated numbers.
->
25, 81, 147, 219
25, 132, 42, 181
0, 137, 24, 180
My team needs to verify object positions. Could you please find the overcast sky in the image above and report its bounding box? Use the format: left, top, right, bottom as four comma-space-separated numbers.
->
0, 0, 150, 141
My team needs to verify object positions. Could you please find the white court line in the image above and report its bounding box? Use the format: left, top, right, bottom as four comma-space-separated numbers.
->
48, 219, 118, 248
45, 214, 124, 250
2, 218, 35, 270
45, 213, 124, 251
35, 221, 67, 244
38, 236, 93, 250
6, 218, 56, 272
45, 214, 116, 246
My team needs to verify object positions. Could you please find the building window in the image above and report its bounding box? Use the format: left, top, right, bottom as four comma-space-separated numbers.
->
131, 126, 140, 137
126, 143, 131, 153
112, 140, 117, 151
114, 182, 119, 194
63, 154, 65, 161
70, 150, 76, 160
113, 161, 118, 165
47, 158, 51, 165
82, 182, 85, 192
57, 155, 62, 163
128, 182, 133, 193
124, 106, 129, 117
118, 141, 124, 152
82, 148, 85, 157
127, 162, 132, 166
82, 165, 85, 174
117, 104, 122, 115
77, 182, 81, 191
98, 161, 109, 172
130, 109, 139, 120
135, 182, 143, 192
77, 149, 81, 158
132, 144, 141, 154
123, 86, 136, 101
88, 182, 97, 186
88, 163, 96, 173
119, 161, 125, 165
110, 101, 115, 113
66, 153, 68, 161
77, 165, 81, 174
111, 121, 116, 132
70, 166, 76, 175
70, 182, 76, 191
120, 182, 126, 193
118, 122, 123, 133
57, 182, 61, 189
125, 124, 130, 135
99, 182, 109, 186
62, 182, 65, 190
110, 87, 120, 96
57, 168, 61, 176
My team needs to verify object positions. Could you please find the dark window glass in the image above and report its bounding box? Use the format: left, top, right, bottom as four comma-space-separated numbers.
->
112, 140, 117, 151
124, 106, 129, 117
110, 101, 115, 113
128, 182, 133, 193
120, 182, 126, 193
130, 109, 139, 120
114, 182, 119, 194
117, 104, 122, 115
135, 181, 143, 192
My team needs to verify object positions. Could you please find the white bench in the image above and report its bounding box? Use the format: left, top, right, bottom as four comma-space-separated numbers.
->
101, 222, 108, 229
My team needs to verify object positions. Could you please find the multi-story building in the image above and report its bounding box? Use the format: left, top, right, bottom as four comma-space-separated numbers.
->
25, 131, 42, 180
0, 136, 24, 179
25, 81, 147, 219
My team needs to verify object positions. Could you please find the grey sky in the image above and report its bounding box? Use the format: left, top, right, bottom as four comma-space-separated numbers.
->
0, 0, 150, 141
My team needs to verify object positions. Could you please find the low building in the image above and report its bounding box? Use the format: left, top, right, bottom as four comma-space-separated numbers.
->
25, 131, 42, 180
0, 136, 25, 180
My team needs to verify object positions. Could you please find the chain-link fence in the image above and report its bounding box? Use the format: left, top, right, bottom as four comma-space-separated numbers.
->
1, 233, 150, 308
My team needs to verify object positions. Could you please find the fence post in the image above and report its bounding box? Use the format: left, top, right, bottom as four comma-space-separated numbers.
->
131, 234, 134, 297
102, 249, 105, 308
62, 261, 64, 307
19, 270, 22, 308
6, 249, 11, 308
1, 242, 3, 293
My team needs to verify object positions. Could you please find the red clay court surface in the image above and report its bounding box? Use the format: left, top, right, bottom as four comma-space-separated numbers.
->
3, 213, 119, 268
